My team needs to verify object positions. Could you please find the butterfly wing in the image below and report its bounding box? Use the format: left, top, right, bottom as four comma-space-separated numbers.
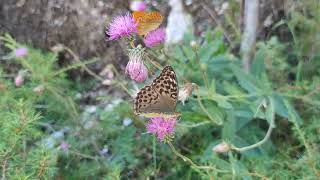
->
134, 66, 179, 118
133, 11, 163, 36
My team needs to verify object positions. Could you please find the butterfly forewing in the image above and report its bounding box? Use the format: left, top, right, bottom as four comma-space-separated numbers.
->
134, 66, 178, 118
132, 11, 163, 35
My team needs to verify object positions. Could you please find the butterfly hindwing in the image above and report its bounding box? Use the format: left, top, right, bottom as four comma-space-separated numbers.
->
133, 11, 163, 36
151, 66, 178, 103
134, 66, 179, 118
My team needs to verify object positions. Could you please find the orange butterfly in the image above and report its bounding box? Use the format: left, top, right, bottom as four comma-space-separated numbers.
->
133, 11, 163, 36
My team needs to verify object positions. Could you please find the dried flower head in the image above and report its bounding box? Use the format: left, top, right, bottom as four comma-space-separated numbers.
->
14, 47, 28, 57
51, 44, 64, 53
100, 66, 114, 85
212, 142, 230, 153
130, 1, 147, 11
179, 83, 197, 105
106, 13, 138, 40
126, 47, 148, 82
146, 117, 177, 142
33, 85, 45, 94
143, 27, 166, 48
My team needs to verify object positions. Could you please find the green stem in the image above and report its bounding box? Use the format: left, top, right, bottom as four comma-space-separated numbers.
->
293, 122, 312, 157
109, 65, 132, 96
231, 119, 273, 152
194, 50, 209, 89
153, 136, 157, 176
196, 90, 222, 125
167, 142, 228, 173
63, 46, 104, 82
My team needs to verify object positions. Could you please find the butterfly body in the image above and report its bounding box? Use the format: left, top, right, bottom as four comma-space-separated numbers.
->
133, 11, 163, 35
134, 66, 180, 118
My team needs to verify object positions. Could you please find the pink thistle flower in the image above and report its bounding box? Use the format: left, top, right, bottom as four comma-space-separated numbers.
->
130, 1, 147, 11
146, 117, 177, 142
143, 28, 166, 48
14, 73, 24, 87
106, 14, 138, 40
60, 141, 70, 152
126, 47, 148, 82
14, 47, 28, 57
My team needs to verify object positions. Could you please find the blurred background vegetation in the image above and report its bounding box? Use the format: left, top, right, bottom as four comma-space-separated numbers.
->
0, 0, 319, 179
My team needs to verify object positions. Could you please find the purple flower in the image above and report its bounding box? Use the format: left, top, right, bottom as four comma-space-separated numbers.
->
14, 73, 24, 87
125, 50, 148, 82
106, 14, 138, 40
60, 141, 69, 152
146, 117, 177, 142
100, 147, 109, 156
143, 28, 166, 48
130, 1, 147, 11
14, 48, 28, 57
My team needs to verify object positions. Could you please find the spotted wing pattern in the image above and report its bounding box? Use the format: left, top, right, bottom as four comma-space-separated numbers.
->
134, 66, 179, 118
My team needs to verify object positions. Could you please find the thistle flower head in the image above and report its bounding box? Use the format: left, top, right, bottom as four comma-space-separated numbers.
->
130, 1, 147, 11
179, 83, 197, 105
106, 13, 138, 40
143, 27, 166, 48
14, 47, 28, 57
146, 117, 177, 142
212, 142, 230, 153
125, 46, 148, 82
60, 141, 70, 152
14, 70, 27, 87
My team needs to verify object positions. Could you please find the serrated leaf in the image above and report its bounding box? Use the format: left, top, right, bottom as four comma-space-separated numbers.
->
251, 49, 266, 78
272, 92, 289, 118
213, 94, 233, 109
265, 97, 276, 127
203, 100, 225, 124
231, 65, 263, 93
221, 112, 234, 138
283, 98, 303, 124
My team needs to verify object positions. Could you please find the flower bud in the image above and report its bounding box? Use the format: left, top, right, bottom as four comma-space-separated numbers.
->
51, 44, 64, 53
130, 1, 147, 11
14, 73, 24, 87
126, 47, 148, 83
60, 141, 70, 152
212, 142, 230, 153
14, 47, 28, 57
190, 40, 198, 51
33, 85, 45, 94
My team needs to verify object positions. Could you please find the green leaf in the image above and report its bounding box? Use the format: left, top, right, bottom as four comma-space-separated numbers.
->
265, 97, 276, 127
283, 99, 303, 124
222, 110, 238, 139
272, 92, 289, 118
203, 100, 225, 124
213, 94, 233, 109
251, 49, 266, 78
231, 65, 263, 93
